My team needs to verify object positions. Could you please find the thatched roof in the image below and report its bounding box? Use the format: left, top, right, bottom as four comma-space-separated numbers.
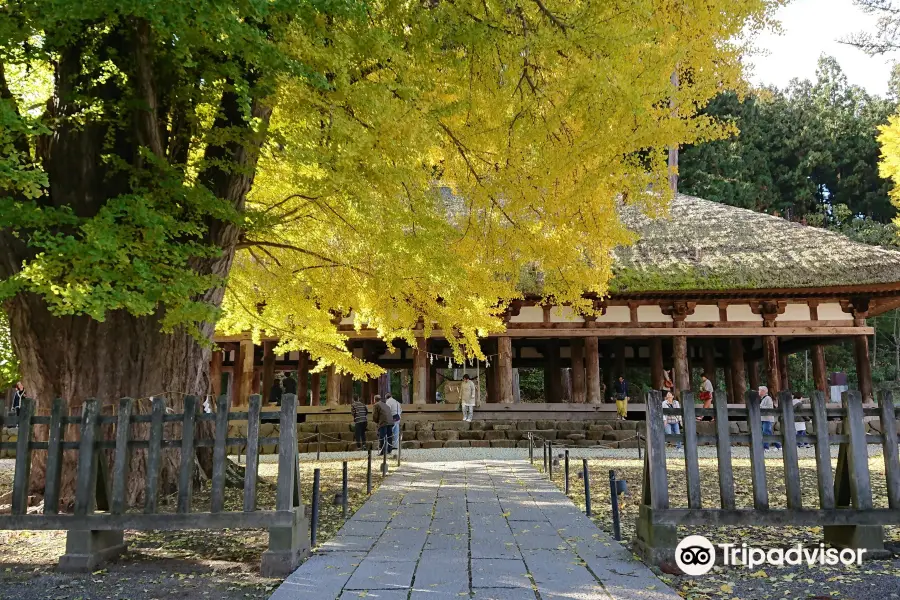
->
610, 194, 900, 293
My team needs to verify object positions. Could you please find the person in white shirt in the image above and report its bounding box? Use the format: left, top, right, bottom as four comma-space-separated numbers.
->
460, 374, 477, 422
385, 393, 402, 449
759, 386, 781, 451
662, 391, 682, 450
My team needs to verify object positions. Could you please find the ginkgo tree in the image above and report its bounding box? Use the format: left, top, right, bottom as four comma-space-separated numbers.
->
1, 0, 779, 501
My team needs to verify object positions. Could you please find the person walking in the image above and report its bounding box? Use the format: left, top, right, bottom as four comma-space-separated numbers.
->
372, 394, 394, 455
351, 396, 368, 450
662, 391, 682, 450
460, 374, 477, 422
12, 382, 24, 417
270, 377, 283, 406
697, 372, 714, 422
385, 392, 402, 449
759, 385, 781, 451
613, 375, 629, 421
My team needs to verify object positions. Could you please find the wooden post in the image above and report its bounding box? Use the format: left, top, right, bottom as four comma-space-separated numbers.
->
673, 335, 689, 399
779, 349, 791, 395
649, 339, 664, 390
729, 338, 747, 400
748, 358, 760, 391
244, 395, 262, 511
210, 350, 223, 398
701, 341, 716, 385
310, 371, 321, 406
812, 344, 829, 401
585, 337, 602, 404
326, 366, 340, 406
486, 357, 498, 403
512, 368, 521, 403
427, 356, 438, 404
298, 352, 310, 405
571, 339, 586, 403
634, 390, 676, 564
498, 336, 514, 403
763, 335, 781, 395
413, 337, 427, 404
236, 339, 254, 406
854, 335, 874, 402
262, 341, 276, 404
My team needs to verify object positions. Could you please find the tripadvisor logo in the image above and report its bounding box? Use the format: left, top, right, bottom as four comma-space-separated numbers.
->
675, 535, 866, 576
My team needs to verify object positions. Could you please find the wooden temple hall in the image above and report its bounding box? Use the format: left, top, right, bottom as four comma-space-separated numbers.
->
212, 195, 900, 408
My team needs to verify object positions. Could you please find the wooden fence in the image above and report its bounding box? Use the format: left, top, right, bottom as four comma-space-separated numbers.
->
636, 388, 900, 563
0, 393, 307, 576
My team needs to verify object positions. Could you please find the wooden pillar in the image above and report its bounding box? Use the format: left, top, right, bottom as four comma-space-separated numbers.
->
378, 372, 391, 398
602, 344, 615, 402
724, 364, 734, 404
427, 364, 438, 404
729, 338, 747, 401
310, 371, 321, 406
298, 352, 310, 405
701, 340, 716, 386
649, 339, 664, 390
673, 335, 689, 399
262, 341, 276, 404
748, 358, 760, 391
812, 344, 829, 401
210, 350, 223, 398
235, 339, 254, 406
498, 336, 514, 403
779, 350, 791, 394
571, 339, 586, 403
326, 365, 340, 406
340, 372, 353, 405
585, 337, 602, 404
613, 340, 626, 381
763, 335, 781, 395
413, 337, 427, 404
546, 340, 563, 402
855, 335, 874, 402
486, 341, 499, 403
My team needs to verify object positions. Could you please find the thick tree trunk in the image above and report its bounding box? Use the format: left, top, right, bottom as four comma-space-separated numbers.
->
8, 293, 223, 509
400, 369, 410, 404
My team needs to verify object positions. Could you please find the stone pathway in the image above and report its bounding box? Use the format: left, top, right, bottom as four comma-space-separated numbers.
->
269, 460, 678, 600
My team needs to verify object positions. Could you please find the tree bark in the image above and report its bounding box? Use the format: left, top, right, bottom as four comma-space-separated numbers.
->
413, 338, 427, 404
326, 366, 340, 406
855, 335, 874, 402
209, 350, 223, 398
400, 369, 410, 404
729, 338, 747, 402
763, 335, 781, 395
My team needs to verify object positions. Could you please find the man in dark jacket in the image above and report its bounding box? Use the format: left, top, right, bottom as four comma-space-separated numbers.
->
350, 396, 368, 450
372, 395, 394, 455
282, 373, 298, 396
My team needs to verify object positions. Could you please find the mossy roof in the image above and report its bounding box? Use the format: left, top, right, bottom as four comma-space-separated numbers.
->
609, 194, 900, 293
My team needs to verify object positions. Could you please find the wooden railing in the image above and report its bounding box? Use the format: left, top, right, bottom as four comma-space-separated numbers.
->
636, 388, 900, 563
0, 393, 307, 576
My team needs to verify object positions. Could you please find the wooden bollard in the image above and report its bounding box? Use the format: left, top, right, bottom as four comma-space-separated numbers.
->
342, 461, 349, 519
583, 459, 591, 517
367, 447, 372, 494
564, 450, 570, 495
311, 468, 321, 546
548, 441, 553, 479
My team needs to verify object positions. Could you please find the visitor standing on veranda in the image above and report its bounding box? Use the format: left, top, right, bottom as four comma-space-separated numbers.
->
662, 391, 682, 450
351, 396, 368, 450
613, 375, 629, 420
460, 374, 477, 422
697, 372, 714, 422
385, 392, 402, 449
759, 386, 781, 451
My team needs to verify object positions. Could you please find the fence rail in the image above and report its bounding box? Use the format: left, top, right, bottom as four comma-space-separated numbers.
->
636, 388, 900, 564
0, 393, 308, 576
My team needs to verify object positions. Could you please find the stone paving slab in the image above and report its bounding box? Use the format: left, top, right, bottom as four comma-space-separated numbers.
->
269, 460, 678, 600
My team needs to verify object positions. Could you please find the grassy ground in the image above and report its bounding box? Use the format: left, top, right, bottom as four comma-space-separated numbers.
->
0, 456, 382, 600
545, 447, 900, 600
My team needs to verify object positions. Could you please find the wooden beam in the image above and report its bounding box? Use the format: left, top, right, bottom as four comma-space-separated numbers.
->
673, 335, 689, 399
498, 336, 514, 404
650, 338, 664, 390
855, 335, 874, 402
262, 341, 276, 405
812, 344, 829, 402
571, 339, 586, 403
